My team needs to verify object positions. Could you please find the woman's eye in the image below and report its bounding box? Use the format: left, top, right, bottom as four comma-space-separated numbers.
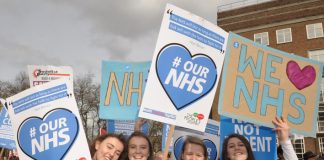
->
107, 144, 113, 149
196, 154, 203, 157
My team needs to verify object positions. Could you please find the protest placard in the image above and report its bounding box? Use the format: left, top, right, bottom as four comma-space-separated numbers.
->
172, 119, 220, 160
0, 100, 16, 149
220, 116, 276, 160
27, 65, 73, 87
139, 4, 228, 132
107, 119, 149, 137
5, 79, 91, 160
100, 61, 150, 120
218, 32, 323, 137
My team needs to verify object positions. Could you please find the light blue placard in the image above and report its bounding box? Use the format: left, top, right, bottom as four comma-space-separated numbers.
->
99, 61, 150, 120
219, 116, 276, 160
107, 119, 149, 138
0, 107, 16, 149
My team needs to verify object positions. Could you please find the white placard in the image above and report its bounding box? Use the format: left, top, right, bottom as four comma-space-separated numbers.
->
27, 65, 73, 87
139, 4, 228, 131
6, 79, 91, 160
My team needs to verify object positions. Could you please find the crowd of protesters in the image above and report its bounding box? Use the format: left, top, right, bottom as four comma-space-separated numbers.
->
88, 116, 315, 160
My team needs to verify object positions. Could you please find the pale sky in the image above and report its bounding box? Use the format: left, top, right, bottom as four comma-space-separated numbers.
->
0, 0, 265, 83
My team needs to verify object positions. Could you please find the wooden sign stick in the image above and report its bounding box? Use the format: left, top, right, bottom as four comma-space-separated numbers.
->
162, 124, 175, 160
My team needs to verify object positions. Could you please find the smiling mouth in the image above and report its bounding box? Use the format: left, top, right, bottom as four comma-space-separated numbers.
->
132, 155, 145, 159
234, 152, 243, 156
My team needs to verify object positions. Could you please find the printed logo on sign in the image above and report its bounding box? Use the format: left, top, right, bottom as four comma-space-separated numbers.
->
184, 112, 204, 125
156, 43, 217, 110
17, 108, 79, 160
33, 69, 59, 78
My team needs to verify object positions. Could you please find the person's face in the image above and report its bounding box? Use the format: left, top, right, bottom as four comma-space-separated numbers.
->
94, 137, 124, 160
181, 143, 205, 160
226, 137, 248, 160
128, 136, 150, 160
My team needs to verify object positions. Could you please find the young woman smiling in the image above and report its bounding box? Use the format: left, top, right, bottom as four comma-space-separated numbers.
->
221, 117, 298, 160
90, 133, 126, 160
126, 131, 153, 160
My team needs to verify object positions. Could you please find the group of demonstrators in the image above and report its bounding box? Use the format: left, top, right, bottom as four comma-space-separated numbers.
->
1, 3, 323, 160
89, 117, 299, 160
90, 131, 152, 160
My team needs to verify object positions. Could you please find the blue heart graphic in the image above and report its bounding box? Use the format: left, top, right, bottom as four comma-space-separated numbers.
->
18, 108, 79, 160
173, 136, 217, 160
156, 43, 217, 110
203, 139, 217, 160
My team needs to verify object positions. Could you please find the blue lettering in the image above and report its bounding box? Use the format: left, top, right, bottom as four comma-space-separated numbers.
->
238, 45, 263, 79
288, 93, 305, 124
265, 54, 282, 84
260, 84, 284, 116
234, 76, 259, 113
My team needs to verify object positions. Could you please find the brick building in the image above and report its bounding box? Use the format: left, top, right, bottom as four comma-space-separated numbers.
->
215, 0, 324, 159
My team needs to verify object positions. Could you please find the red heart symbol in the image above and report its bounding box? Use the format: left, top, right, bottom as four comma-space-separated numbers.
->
286, 61, 316, 90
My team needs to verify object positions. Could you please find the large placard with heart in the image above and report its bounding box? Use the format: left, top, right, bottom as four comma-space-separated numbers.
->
139, 4, 228, 132
5, 79, 91, 159
218, 33, 323, 137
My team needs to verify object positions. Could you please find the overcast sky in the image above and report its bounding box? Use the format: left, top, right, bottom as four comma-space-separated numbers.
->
0, 0, 260, 83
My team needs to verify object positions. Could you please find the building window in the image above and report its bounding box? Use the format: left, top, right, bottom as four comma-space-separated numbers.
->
308, 49, 324, 102
306, 23, 324, 39
318, 104, 324, 132
254, 32, 269, 45
276, 28, 292, 44
292, 139, 305, 159
319, 136, 324, 153
309, 49, 324, 132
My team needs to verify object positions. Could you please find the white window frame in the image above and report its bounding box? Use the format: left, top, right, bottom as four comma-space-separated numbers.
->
318, 104, 324, 133
308, 49, 324, 133
254, 32, 269, 45
306, 23, 324, 39
292, 138, 305, 160
276, 28, 292, 44
319, 136, 324, 153
308, 49, 324, 102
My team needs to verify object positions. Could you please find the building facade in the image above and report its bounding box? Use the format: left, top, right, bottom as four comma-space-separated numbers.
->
216, 0, 324, 159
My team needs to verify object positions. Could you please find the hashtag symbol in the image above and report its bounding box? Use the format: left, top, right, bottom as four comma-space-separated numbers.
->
172, 57, 182, 68
30, 127, 36, 138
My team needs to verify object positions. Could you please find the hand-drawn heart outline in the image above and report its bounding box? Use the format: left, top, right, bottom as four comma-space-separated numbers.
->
286, 60, 316, 90
155, 43, 217, 110
17, 108, 79, 160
